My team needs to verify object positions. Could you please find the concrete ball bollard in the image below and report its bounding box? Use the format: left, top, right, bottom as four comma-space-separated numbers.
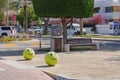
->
23, 48, 35, 60
45, 52, 59, 66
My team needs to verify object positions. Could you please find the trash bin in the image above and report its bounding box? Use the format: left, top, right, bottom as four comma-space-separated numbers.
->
52, 36, 63, 52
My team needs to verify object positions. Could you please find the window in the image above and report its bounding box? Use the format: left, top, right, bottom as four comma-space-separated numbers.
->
67, 26, 70, 29
1, 27, 11, 30
110, 24, 113, 29
119, 25, 120, 29
105, 6, 113, 13
94, 7, 100, 13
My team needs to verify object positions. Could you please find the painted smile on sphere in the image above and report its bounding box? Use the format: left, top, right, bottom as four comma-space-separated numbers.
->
49, 53, 57, 60
23, 48, 35, 60
27, 49, 33, 55
45, 52, 59, 66
28, 53, 33, 55
51, 58, 57, 60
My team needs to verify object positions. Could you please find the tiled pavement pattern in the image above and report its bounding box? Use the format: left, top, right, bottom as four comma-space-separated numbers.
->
0, 61, 53, 80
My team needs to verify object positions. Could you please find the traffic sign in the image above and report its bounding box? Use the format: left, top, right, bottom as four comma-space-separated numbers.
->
114, 21, 119, 27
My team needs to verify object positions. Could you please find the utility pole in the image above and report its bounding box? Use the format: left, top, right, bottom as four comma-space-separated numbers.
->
24, 0, 27, 33
6, 0, 9, 26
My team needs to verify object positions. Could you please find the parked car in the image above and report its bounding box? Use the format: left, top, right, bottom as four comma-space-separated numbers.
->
67, 23, 86, 35
0, 26, 16, 37
27, 26, 52, 35
14, 25, 22, 32
27, 26, 48, 35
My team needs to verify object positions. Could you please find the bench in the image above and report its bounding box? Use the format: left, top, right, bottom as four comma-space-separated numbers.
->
64, 38, 99, 52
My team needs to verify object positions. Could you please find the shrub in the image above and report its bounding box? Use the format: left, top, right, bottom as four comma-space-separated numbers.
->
0, 36, 15, 43
0, 35, 31, 43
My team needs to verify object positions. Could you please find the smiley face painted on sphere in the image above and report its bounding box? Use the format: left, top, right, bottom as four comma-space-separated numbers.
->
23, 48, 35, 60
45, 52, 59, 66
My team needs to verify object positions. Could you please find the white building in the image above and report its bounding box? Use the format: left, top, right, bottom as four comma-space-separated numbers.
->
94, 0, 120, 22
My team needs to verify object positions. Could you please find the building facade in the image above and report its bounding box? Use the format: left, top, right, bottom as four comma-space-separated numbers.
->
94, 0, 120, 23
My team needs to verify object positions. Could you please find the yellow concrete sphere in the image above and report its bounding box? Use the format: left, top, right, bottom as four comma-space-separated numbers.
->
23, 48, 35, 60
45, 52, 59, 66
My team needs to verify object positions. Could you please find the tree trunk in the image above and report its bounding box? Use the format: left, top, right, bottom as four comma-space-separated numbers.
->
61, 17, 67, 51
80, 18, 83, 35
24, 3, 27, 33
43, 18, 49, 35
69, 18, 73, 26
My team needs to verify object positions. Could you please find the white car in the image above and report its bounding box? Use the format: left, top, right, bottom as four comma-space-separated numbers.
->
0, 26, 16, 37
67, 23, 86, 35
27, 26, 47, 35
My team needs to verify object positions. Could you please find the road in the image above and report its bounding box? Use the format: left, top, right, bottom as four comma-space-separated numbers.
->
0, 37, 119, 57
93, 39, 120, 51
0, 36, 120, 51
0, 37, 50, 51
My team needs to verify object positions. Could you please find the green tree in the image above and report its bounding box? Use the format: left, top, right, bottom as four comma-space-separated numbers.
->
11, 0, 31, 32
17, 6, 38, 28
9, 1, 21, 10
27, 6, 38, 25
17, 8, 24, 27
0, 0, 7, 11
0, 11, 5, 25
32, 0, 94, 50
91, 25, 97, 34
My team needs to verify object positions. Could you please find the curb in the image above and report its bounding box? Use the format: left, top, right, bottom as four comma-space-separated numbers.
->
1, 43, 44, 48
92, 38, 120, 42
42, 71, 77, 80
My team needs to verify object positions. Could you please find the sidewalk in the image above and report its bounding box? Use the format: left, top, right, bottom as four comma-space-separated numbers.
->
1, 50, 120, 80
0, 35, 120, 80
0, 61, 53, 80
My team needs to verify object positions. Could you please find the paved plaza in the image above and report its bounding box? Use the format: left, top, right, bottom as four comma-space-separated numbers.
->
0, 36, 120, 80
0, 61, 53, 80
0, 50, 120, 80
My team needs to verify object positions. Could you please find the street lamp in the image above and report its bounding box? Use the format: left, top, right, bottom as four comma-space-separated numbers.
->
6, 0, 9, 26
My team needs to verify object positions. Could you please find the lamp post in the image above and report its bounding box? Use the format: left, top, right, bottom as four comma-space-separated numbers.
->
37, 18, 42, 50
6, 0, 9, 26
